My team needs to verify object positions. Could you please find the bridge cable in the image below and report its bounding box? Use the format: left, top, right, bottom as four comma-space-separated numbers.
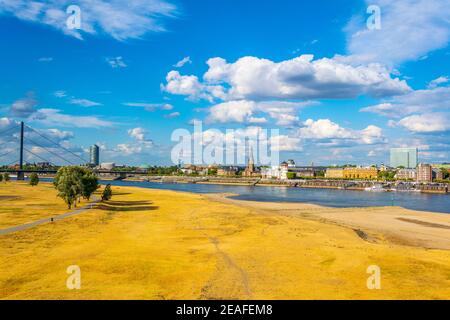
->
0, 124, 19, 137
0, 134, 19, 146
24, 125, 89, 164
4, 159, 19, 167
0, 148, 18, 159
23, 147, 58, 167
25, 137, 76, 165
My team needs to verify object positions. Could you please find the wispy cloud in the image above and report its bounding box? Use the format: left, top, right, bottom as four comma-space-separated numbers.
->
173, 56, 192, 68
32, 108, 113, 128
164, 111, 180, 118
0, 0, 178, 41
345, 0, 450, 65
37, 57, 53, 62
123, 102, 173, 112
53, 90, 67, 98
106, 56, 127, 68
428, 76, 449, 89
69, 98, 102, 107
9, 92, 37, 118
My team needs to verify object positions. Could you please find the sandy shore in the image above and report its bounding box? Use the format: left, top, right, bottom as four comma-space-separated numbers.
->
205, 193, 450, 250
1, 183, 450, 299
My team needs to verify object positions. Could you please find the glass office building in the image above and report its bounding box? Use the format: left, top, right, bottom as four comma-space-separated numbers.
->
90, 144, 100, 166
390, 148, 418, 168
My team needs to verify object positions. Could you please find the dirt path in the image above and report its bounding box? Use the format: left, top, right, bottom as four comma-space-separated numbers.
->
206, 235, 252, 297
190, 210, 252, 299
0, 197, 100, 236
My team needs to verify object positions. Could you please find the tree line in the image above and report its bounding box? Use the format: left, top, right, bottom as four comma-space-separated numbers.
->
53, 166, 102, 209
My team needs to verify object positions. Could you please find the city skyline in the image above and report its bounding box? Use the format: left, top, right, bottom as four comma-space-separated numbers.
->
1, 0, 450, 166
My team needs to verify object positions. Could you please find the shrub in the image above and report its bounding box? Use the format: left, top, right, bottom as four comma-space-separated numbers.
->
29, 173, 39, 186
3, 173, 10, 182
101, 184, 112, 201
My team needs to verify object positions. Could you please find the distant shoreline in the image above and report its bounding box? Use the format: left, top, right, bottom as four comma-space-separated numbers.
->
123, 176, 450, 194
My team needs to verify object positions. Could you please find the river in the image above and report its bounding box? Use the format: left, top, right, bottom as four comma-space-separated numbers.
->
101, 180, 450, 214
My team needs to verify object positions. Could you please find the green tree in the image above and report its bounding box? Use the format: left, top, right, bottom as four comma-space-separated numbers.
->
378, 171, 396, 181
0, 174, 3, 183
53, 167, 77, 209
80, 171, 99, 200
29, 173, 39, 186
101, 184, 112, 201
286, 172, 296, 179
316, 171, 325, 177
54, 167, 79, 209
54, 166, 95, 209
440, 168, 450, 180
3, 173, 10, 182
207, 168, 218, 176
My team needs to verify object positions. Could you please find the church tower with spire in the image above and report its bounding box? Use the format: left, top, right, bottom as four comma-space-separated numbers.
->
244, 146, 259, 177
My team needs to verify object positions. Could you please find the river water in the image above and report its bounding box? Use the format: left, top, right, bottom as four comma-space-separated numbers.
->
101, 180, 450, 214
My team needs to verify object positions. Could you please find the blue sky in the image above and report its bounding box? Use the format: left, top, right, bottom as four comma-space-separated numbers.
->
0, 0, 449, 166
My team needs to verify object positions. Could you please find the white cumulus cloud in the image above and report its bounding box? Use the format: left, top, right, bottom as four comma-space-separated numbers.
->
397, 113, 450, 133
361, 85, 450, 117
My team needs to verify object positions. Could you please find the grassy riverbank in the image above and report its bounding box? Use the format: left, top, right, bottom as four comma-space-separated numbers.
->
0, 182, 90, 229
1, 182, 449, 299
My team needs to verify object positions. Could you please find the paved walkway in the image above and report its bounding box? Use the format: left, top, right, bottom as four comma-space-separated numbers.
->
0, 197, 100, 236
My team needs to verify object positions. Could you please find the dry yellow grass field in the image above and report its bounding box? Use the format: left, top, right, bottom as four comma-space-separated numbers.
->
1, 182, 449, 299
0, 181, 89, 229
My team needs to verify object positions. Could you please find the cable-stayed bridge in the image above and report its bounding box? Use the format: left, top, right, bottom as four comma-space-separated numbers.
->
0, 122, 146, 179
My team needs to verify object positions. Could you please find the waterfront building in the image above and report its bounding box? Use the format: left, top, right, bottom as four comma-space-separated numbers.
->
343, 167, 378, 179
280, 165, 326, 180
90, 144, 100, 166
286, 159, 296, 167
217, 166, 239, 177
261, 166, 283, 179
288, 168, 316, 178
36, 162, 51, 168
417, 163, 433, 182
181, 164, 197, 175
325, 168, 344, 179
390, 147, 418, 168
181, 164, 209, 175
100, 162, 116, 170
395, 168, 416, 180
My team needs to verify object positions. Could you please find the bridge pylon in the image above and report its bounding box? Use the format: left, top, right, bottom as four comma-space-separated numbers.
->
17, 121, 25, 181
